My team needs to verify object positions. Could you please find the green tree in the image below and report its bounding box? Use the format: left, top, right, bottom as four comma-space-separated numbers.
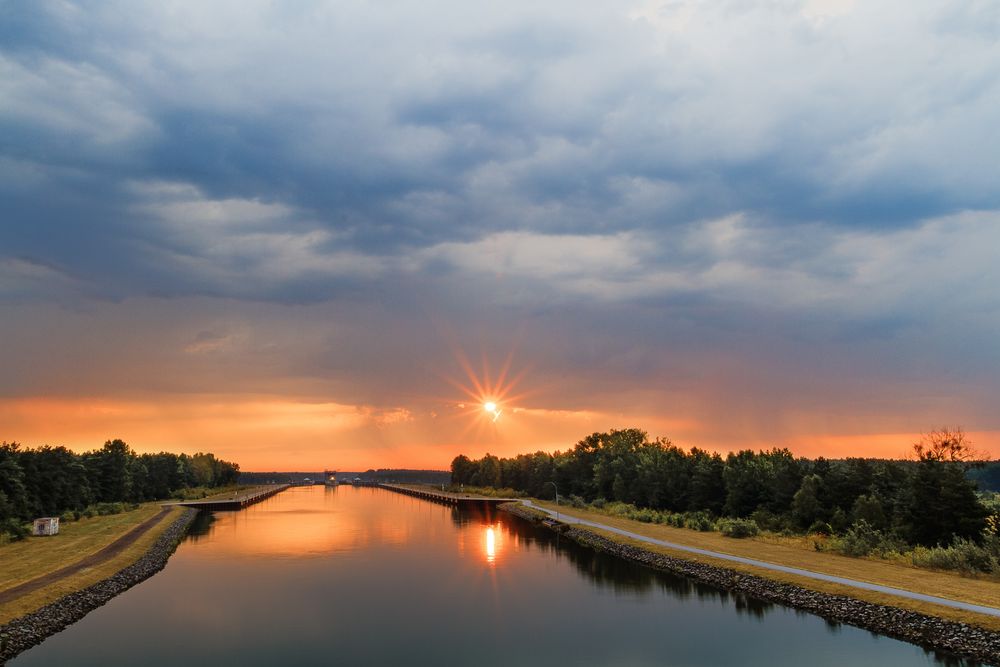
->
764, 448, 803, 514
0, 442, 29, 521
479, 454, 502, 488
87, 439, 134, 502
450, 454, 475, 485
791, 474, 822, 529
851, 493, 887, 530
688, 448, 725, 515
723, 450, 769, 517
899, 431, 988, 546
612, 473, 627, 502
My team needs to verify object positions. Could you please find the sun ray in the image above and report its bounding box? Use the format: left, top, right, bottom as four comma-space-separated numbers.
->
428, 342, 543, 440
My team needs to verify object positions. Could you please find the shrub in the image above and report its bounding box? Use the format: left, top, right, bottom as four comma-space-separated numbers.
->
629, 507, 659, 523
684, 511, 715, 532
830, 519, 902, 558
568, 494, 586, 509
807, 520, 833, 536
834, 520, 880, 556
910, 538, 999, 575
830, 508, 850, 534
605, 501, 633, 517
1, 519, 29, 541
750, 509, 783, 532
719, 518, 759, 538
92, 502, 128, 516
590, 497, 607, 510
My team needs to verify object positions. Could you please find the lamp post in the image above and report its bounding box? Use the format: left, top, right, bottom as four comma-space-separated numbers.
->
545, 481, 559, 520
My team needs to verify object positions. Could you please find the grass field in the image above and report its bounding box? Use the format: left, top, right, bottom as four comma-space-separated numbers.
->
532, 500, 1000, 632
0, 504, 185, 625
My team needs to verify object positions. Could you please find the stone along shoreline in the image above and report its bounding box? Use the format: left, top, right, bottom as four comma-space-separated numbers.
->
0, 507, 198, 664
502, 502, 1000, 666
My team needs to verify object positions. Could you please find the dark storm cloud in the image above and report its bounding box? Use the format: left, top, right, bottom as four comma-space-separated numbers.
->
4, 0, 998, 291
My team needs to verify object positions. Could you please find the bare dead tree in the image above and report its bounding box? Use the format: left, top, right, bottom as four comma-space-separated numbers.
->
912, 427, 984, 463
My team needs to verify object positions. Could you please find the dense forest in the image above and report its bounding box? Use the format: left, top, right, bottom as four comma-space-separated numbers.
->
451, 428, 996, 549
0, 439, 239, 539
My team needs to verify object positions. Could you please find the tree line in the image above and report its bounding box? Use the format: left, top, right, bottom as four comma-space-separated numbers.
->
451, 428, 992, 548
1, 439, 239, 538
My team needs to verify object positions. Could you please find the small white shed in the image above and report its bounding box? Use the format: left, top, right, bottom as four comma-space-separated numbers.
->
32, 517, 60, 536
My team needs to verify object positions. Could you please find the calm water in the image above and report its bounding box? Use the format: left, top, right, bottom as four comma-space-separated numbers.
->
14, 487, 975, 666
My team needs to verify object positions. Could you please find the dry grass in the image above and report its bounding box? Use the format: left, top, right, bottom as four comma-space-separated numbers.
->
535, 501, 1000, 631
0, 505, 184, 625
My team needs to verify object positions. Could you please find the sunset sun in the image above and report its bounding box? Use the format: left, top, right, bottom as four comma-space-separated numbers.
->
483, 401, 501, 422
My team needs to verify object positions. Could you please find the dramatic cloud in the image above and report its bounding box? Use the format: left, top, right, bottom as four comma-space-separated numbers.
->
2, 1, 998, 466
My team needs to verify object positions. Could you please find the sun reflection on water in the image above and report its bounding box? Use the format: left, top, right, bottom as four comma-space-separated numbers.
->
485, 525, 497, 564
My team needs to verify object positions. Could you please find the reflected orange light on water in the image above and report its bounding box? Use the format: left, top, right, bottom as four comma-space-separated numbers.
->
485, 526, 496, 563
483, 523, 505, 565
191, 491, 414, 558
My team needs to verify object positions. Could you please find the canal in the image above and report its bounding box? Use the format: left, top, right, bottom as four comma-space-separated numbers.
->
12, 486, 977, 666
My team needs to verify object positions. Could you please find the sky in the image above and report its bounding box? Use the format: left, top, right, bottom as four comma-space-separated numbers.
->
2, 0, 999, 470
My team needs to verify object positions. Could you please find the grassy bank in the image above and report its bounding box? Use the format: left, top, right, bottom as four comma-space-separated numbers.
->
0, 504, 185, 624
170, 483, 250, 501
385, 482, 520, 501
444, 484, 525, 498
531, 500, 1000, 632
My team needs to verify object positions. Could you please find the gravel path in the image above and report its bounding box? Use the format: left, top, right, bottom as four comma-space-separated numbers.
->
0, 507, 172, 606
521, 500, 1000, 617
0, 508, 197, 664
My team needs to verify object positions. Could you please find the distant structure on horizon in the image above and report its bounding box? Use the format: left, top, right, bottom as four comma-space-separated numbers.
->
324, 470, 338, 486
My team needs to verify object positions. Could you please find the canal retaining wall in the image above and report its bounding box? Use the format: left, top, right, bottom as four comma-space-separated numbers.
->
502, 502, 1000, 666
378, 483, 515, 506
174, 483, 289, 511
0, 508, 198, 664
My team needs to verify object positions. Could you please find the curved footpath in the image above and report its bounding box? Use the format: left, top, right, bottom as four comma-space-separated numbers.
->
509, 501, 1000, 665
0, 507, 198, 664
0, 507, 173, 607
521, 500, 1000, 618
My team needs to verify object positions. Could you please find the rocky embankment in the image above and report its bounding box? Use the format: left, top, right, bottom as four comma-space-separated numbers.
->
502, 502, 1000, 666
0, 507, 198, 664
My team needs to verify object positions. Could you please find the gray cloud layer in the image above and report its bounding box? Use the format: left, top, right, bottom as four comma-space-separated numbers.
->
3, 0, 999, 447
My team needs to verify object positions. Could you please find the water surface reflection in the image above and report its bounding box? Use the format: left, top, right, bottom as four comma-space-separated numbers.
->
12, 486, 980, 667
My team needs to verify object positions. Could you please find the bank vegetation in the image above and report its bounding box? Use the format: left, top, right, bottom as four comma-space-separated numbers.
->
453, 428, 1000, 576
1, 439, 239, 542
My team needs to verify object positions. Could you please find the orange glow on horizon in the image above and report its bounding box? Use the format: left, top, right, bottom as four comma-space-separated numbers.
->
1, 395, 998, 470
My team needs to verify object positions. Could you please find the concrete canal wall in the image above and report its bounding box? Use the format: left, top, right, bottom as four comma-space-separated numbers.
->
173, 483, 290, 511
377, 483, 515, 507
